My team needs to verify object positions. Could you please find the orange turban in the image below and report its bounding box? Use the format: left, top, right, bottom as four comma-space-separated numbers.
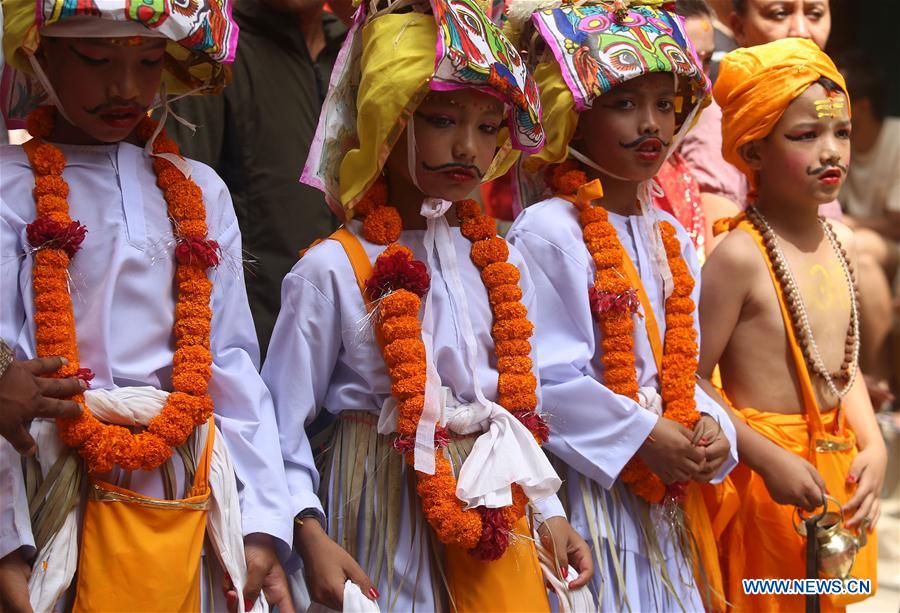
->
714, 38, 849, 185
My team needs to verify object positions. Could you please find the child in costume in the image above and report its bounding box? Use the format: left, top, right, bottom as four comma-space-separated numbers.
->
263, 0, 592, 609
504, 1, 738, 609
0, 1, 296, 611
699, 38, 885, 612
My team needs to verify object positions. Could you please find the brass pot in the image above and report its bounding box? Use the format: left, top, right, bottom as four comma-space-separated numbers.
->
794, 495, 868, 580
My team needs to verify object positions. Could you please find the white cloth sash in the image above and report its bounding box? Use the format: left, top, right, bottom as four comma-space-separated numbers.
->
378, 386, 560, 509
27, 386, 266, 613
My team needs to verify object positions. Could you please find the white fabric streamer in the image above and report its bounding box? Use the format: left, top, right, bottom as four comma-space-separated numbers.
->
26, 387, 265, 612
534, 530, 593, 613
306, 581, 382, 613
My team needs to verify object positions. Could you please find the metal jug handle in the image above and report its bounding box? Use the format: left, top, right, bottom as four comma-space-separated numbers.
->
793, 490, 828, 535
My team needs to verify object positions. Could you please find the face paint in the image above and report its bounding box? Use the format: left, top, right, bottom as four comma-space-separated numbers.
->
814, 96, 845, 118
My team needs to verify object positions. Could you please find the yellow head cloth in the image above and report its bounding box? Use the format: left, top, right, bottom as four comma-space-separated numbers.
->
526, 59, 578, 169
2, 0, 234, 102
714, 38, 849, 186
337, 12, 519, 212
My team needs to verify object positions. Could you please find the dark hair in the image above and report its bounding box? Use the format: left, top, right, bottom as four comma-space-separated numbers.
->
836, 52, 887, 120
732, 0, 747, 15
815, 76, 845, 96
677, 0, 714, 18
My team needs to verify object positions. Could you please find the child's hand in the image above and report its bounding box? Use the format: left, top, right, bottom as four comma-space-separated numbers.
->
538, 517, 594, 589
843, 444, 887, 530
238, 533, 295, 613
759, 447, 826, 511
638, 417, 706, 483
692, 415, 731, 482
295, 518, 376, 609
0, 548, 32, 613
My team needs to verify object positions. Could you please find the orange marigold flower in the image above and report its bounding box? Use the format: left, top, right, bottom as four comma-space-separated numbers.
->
498, 372, 536, 396
497, 356, 532, 374
499, 391, 538, 411
382, 316, 422, 343
489, 284, 523, 306
353, 178, 388, 217
152, 134, 181, 155
34, 176, 69, 200
455, 199, 482, 220
493, 302, 528, 321
461, 215, 496, 242
481, 262, 520, 289
392, 374, 426, 399
27, 106, 56, 138
157, 167, 187, 191
492, 319, 534, 341
178, 220, 209, 237
495, 339, 532, 358
390, 362, 422, 382
362, 206, 402, 245
380, 290, 420, 319
383, 338, 425, 367
32, 144, 66, 176
470, 237, 509, 269
136, 117, 159, 143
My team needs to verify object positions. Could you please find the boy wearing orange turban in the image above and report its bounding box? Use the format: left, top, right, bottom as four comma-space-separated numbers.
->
699, 38, 885, 611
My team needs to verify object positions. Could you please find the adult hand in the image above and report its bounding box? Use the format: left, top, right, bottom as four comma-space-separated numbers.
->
0, 356, 84, 455
537, 517, 594, 589
294, 519, 375, 610
759, 448, 826, 511
0, 549, 33, 613
637, 417, 705, 483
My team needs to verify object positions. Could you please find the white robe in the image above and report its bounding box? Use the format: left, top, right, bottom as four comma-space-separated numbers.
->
263, 219, 561, 611
0, 142, 295, 601
507, 198, 739, 612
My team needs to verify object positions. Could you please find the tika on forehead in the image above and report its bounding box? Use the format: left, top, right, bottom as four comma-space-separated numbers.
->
814, 96, 846, 118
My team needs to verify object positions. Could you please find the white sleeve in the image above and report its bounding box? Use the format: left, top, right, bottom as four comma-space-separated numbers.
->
0, 208, 34, 559
508, 227, 658, 490
208, 215, 295, 559
262, 266, 344, 520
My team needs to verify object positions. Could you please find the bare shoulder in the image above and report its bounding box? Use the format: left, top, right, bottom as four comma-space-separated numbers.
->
824, 218, 856, 259
703, 228, 764, 281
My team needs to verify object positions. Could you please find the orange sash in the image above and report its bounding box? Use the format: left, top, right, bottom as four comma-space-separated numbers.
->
327, 227, 550, 612
620, 255, 727, 612
710, 217, 877, 611
72, 417, 215, 612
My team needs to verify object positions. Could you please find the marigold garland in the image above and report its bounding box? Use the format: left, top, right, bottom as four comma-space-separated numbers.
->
549, 161, 700, 504
25, 106, 217, 474
359, 178, 541, 560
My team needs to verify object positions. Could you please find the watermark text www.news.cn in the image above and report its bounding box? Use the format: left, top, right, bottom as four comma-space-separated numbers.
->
742, 578, 872, 596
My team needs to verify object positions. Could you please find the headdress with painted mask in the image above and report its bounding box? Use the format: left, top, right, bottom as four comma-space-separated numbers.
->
506, 0, 709, 169
1, 0, 239, 127
507, 0, 709, 297
301, 0, 544, 220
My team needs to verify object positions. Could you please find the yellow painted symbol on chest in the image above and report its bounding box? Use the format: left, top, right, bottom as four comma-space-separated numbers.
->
805, 263, 849, 311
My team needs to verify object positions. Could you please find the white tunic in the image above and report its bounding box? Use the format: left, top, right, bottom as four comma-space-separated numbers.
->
508, 198, 739, 611
263, 219, 559, 611
0, 142, 295, 567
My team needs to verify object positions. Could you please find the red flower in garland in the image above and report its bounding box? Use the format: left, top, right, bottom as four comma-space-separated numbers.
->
392, 425, 451, 453
76, 368, 95, 388
470, 507, 510, 561
589, 286, 640, 319
514, 410, 549, 444
366, 250, 430, 300
175, 237, 220, 268
665, 481, 688, 504
27, 216, 87, 258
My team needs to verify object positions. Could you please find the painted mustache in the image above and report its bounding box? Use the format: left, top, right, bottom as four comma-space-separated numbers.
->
619, 134, 671, 149
83, 100, 144, 115
421, 161, 484, 179
807, 163, 848, 176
